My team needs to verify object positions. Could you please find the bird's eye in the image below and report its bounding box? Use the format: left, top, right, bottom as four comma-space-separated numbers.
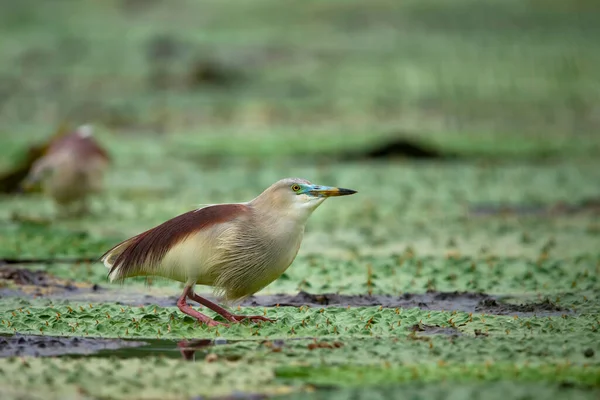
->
291, 184, 301, 192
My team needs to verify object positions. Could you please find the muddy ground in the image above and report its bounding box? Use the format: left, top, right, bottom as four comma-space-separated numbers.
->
0, 267, 565, 317
0, 334, 147, 358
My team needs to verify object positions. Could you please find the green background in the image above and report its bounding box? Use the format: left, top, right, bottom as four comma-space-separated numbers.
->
0, 0, 598, 399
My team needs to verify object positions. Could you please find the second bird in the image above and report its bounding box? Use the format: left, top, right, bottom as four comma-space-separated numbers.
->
23, 125, 110, 216
101, 178, 356, 326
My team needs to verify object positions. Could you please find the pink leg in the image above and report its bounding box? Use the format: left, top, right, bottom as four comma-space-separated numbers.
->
187, 292, 275, 324
177, 287, 227, 327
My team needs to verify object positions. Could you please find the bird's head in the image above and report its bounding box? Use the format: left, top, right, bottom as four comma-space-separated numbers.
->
252, 178, 357, 221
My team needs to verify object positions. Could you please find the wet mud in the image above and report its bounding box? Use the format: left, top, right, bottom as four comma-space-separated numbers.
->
474, 298, 563, 314
243, 291, 565, 316
0, 267, 75, 288
0, 266, 100, 298
0, 268, 565, 316
0, 334, 147, 358
409, 323, 462, 336
1, 284, 565, 317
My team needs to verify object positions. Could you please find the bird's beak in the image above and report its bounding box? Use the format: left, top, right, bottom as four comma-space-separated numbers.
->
308, 185, 357, 197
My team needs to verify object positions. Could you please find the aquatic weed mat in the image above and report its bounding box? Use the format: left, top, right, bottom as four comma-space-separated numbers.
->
1, 252, 598, 308
0, 330, 598, 399
0, 358, 599, 400
0, 0, 599, 398
0, 303, 599, 398
1, 161, 598, 400
2, 159, 599, 263
277, 382, 600, 400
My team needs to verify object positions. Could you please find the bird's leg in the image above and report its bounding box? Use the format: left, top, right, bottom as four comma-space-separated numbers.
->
177, 286, 227, 327
187, 292, 275, 324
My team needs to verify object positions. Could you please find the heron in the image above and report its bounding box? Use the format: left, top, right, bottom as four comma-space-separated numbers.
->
101, 178, 356, 326
23, 125, 109, 216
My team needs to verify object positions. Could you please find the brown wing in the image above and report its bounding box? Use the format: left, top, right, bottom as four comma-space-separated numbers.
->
47, 130, 110, 162
101, 203, 250, 281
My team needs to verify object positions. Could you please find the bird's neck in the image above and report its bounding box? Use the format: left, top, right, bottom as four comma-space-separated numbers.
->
266, 208, 311, 233
249, 200, 311, 239
260, 210, 307, 263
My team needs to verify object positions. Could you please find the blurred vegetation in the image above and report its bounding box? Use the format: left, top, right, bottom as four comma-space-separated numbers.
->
0, 0, 599, 399
0, 0, 599, 158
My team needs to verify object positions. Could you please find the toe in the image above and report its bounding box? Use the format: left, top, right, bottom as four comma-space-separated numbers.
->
206, 320, 229, 327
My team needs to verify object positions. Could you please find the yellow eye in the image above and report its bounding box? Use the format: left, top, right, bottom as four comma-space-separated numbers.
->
291, 184, 301, 192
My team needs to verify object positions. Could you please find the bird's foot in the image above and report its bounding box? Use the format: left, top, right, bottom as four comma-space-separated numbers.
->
228, 314, 275, 324
204, 319, 230, 327
184, 291, 275, 325
187, 312, 228, 327
177, 296, 229, 327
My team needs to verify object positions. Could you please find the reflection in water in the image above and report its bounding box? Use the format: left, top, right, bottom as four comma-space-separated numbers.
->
177, 339, 212, 361
0, 335, 235, 362
63, 338, 217, 360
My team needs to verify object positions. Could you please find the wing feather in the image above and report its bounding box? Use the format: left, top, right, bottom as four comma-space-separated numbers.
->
100, 203, 250, 281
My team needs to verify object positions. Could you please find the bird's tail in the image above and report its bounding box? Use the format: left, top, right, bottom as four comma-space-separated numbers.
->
100, 238, 137, 282
22, 156, 55, 191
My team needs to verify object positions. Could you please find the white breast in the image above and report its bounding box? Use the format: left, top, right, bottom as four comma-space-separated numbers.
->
204, 218, 306, 301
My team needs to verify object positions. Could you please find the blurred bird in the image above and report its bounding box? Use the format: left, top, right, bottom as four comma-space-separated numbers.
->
0, 121, 70, 194
101, 178, 356, 326
22, 125, 110, 216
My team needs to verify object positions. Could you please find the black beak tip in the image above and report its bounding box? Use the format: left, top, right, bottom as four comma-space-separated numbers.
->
341, 188, 357, 195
